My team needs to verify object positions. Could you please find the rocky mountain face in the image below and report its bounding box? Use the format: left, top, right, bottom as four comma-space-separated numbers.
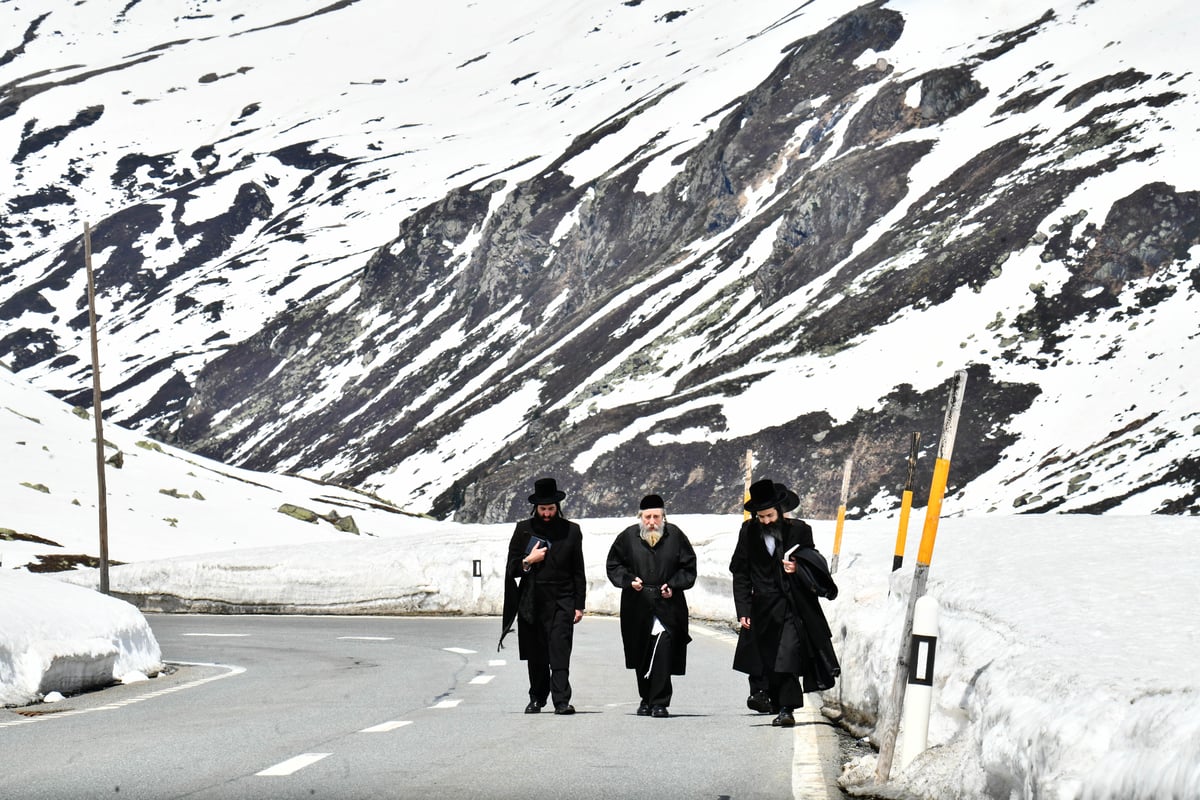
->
2, 0, 1198, 521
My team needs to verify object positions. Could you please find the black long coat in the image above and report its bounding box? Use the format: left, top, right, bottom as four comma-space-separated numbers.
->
605, 522, 697, 674
729, 517, 840, 692
498, 516, 586, 658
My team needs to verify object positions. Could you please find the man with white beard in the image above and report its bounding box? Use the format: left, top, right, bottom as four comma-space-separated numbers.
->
606, 494, 697, 719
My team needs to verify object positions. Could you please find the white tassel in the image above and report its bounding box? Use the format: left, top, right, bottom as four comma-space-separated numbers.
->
643, 622, 664, 679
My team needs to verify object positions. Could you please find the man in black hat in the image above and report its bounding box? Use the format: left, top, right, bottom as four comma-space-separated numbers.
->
738, 482, 801, 714
730, 478, 840, 727
606, 493, 697, 719
499, 477, 587, 715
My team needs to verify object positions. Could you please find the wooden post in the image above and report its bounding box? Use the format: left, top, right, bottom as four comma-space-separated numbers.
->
742, 448, 753, 520
84, 223, 111, 595
829, 457, 852, 573
892, 432, 921, 572
874, 370, 967, 784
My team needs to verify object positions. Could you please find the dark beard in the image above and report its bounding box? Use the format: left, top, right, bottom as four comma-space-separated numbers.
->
531, 512, 569, 540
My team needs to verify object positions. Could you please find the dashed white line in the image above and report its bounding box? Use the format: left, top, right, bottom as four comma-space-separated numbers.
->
257, 753, 331, 776
430, 699, 462, 709
182, 633, 250, 637
338, 636, 394, 641
359, 720, 413, 733
469, 675, 495, 685
488, 659, 506, 666
443, 647, 476, 654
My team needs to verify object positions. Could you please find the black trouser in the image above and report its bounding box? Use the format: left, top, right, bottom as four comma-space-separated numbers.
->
635, 629, 673, 707
754, 602, 804, 710
767, 671, 804, 709
525, 598, 575, 707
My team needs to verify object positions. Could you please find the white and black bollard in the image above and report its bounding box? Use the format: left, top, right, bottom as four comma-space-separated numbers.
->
900, 594, 939, 770
472, 559, 482, 603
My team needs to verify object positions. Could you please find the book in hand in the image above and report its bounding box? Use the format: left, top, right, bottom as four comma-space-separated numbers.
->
782, 543, 800, 561
525, 536, 551, 556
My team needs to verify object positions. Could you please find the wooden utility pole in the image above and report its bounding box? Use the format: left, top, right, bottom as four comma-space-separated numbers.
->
742, 448, 753, 520
83, 222, 111, 595
875, 370, 967, 784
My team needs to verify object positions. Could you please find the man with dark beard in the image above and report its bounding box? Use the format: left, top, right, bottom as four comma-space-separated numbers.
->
730, 479, 840, 727
606, 494, 697, 719
738, 482, 802, 714
499, 477, 587, 715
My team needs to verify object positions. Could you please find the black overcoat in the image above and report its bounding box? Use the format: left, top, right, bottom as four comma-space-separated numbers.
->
729, 517, 840, 692
605, 522, 696, 674
498, 517, 586, 658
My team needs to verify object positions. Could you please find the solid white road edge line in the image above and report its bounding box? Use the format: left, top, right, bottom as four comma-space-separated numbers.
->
704, 626, 839, 799
792, 703, 840, 800
0, 661, 245, 729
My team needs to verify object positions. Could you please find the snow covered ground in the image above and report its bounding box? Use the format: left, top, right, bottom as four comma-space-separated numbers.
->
4, 370, 1199, 799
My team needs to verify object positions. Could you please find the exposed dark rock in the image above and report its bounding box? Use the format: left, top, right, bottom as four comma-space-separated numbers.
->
14, 106, 104, 162
2, 1, 1196, 520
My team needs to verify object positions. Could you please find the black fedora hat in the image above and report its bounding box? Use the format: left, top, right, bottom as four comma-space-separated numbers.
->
774, 482, 800, 514
744, 478, 787, 512
528, 477, 567, 505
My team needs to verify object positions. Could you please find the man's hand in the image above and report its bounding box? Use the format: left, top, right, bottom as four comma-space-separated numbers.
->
782, 558, 796, 574
740, 616, 751, 630
660, 585, 672, 599
631, 577, 644, 592
525, 541, 548, 565
573, 609, 584, 624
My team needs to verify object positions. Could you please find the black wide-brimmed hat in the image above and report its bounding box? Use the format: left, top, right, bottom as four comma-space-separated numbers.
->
744, 478, 787, 512
774, 482, 800, 514
528, 477, 567, 505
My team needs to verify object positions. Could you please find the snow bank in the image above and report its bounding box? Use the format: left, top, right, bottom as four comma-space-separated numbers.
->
0, 571, 163, 707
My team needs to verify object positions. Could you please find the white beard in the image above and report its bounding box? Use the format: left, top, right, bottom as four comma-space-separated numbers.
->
639, 520, 663, 547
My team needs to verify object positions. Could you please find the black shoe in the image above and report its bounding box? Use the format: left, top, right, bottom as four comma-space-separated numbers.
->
524, 701, 543, 714
746, 691, 772, 714
771, 708, 795, 727
650, 705, 669, 718
636, 701, 651, 716
553, 704, 576, 715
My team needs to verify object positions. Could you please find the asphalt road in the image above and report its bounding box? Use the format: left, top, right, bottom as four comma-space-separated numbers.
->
0, 614, 849, 799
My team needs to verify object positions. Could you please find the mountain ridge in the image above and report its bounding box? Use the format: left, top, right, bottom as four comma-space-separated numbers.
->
2, 0, 1197, 521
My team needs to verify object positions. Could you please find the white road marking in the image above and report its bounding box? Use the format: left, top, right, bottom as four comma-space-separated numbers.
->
0, 661, 245, 729
360, 720, 413, 733
337, 636, 394, 641
468, 675, 495, 685
430, 699, 462, 709
182, 633, 250, 637
443, 647, 476, 654
488, 659, 506, 666
705, 627, 839, 798
792, 703, 841, 799
257, 753, 331, 776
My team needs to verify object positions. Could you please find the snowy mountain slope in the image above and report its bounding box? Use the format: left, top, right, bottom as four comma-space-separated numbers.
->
2, 0, 1198, 521
0, 363, 425, 571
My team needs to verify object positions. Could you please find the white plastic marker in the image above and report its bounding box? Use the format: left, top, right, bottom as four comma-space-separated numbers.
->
900, 595, 939, 769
